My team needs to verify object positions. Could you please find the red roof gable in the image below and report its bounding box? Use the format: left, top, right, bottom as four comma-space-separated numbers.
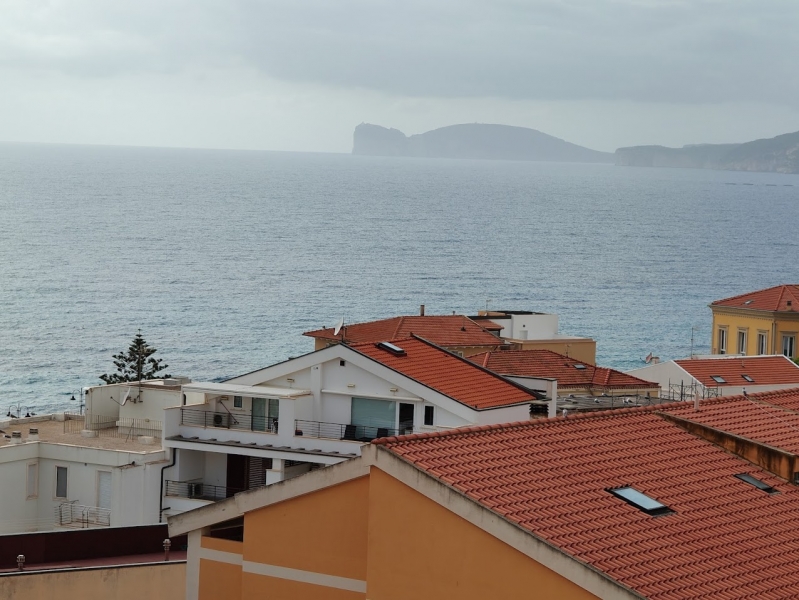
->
376, 396, 799, 600
711, 284, 799, 312
304, 316, 502, 347
470, 349, 657, 390
350, 337, 536, 410
674, 355, 799, 386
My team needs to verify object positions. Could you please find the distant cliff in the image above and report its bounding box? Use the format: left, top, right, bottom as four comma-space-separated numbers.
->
353, 123, 614, 164
615, 131, 799, 174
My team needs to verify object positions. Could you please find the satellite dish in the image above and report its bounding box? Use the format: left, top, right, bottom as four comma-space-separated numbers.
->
333, 317, 344, 336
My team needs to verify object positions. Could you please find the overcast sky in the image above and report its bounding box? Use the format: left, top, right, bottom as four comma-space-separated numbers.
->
1, 0, 798, 153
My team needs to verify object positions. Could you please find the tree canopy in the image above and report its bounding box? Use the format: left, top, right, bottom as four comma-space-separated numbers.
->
100, 332, 170, 384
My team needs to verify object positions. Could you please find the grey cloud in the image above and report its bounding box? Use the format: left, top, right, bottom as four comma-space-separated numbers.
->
2, 0, 798, 106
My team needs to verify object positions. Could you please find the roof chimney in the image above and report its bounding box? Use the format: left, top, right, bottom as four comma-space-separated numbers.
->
788, 300, 793, 308
420, 304, 425, 316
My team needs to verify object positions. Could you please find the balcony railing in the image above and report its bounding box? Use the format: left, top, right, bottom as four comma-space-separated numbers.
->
180, 408, 278, 433
54, 501, 111, 528
295, 420, 410, 442
164, 480, 245, 501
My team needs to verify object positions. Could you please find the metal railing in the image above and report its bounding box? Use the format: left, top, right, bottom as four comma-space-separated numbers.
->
180, 408, 278, 433
164, 480, 244, 501
63, 414, 162, 439
294, 420, 407, 442
54, 501, 111, 528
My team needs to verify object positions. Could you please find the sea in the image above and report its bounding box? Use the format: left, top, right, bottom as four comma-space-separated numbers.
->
1, 142, 798, 415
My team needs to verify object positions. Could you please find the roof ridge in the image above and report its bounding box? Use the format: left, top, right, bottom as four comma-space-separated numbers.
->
409, 334, 536, 397
375, 401, 678, 445
710, 284, 784, 306
392, 316, 406, 339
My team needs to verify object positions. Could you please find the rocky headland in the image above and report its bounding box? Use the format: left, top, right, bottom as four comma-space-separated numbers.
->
353, 123, 614, 164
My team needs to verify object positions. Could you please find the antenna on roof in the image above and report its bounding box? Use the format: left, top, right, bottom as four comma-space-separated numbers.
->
333, 317, 344, 337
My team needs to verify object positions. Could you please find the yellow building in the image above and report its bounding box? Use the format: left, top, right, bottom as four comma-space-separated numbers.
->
710, 284, 799, 357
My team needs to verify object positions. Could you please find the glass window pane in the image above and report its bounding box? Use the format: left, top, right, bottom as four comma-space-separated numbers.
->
351, 398, 396, 430
56, 466, 67, 498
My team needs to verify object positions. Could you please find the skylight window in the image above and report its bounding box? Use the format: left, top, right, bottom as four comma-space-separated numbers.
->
376, 341, 406, 356
608, 487, 673, 516
742, 374, 754, 382
573, 364, 587, 370
735, 473, 777, 494
743, 300, 754, 305
710, 375, 727, 384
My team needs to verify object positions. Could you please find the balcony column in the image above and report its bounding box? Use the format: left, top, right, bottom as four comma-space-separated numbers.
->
311, 364, 323, 421
277, 398, 295, 439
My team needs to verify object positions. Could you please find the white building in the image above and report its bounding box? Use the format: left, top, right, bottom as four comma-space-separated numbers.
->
0, 415, 167, 534
161, 336, 540, 517
628, 354, 799, 400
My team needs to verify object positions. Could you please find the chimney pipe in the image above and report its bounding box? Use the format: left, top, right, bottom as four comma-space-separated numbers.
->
420, 304, 425, 316
548, 381, 558, 419
28, 428, 39, 441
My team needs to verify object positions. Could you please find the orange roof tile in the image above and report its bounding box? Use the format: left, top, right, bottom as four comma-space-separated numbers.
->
304, 316, 502, 347
661, 392, 799, 454
470, 349, 657, 390
376, 398, 799, 600
350, 337, 537, 410
674, 355, 799, 387
711, 284, 799, 312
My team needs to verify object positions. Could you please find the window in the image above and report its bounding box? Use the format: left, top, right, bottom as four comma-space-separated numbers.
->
717, 327, 728, 354
55, 466, 68, 499
424, 405, 435, 426
783, 335, 796, 359
233, 396, 242, 408
26, 463, 38, 499
737, 329, 747, 355
742, 374, 754, 383
608, 487, 672, 516
757, 332, 768, 355
339, 360, 346, 367
710, 375, 727, 384
735, 473, 777, 494
573, 364, 587, 370
97, 471, 112, 509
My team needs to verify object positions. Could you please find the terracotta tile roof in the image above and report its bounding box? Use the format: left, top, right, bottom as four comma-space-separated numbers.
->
711, 284, 799, 312
349, 337, 537, 410
661, 392, 799, 454
376, 402, 799, 600
304, 316, 502, 347
674, 355, 799, 387
746, 387, 799, 412
470, 349, 657, 390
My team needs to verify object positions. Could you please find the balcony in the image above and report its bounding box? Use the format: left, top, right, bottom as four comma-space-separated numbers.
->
180, 408, 278, 433
165, 480, 248, 501
295, 420, 411, 442
54, 501, 111, 528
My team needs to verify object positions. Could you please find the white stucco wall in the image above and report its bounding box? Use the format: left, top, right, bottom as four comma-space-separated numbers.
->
0, 441, 166, 534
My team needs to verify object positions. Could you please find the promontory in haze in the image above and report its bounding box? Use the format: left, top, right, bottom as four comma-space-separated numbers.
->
615, 130, 799, 174
353, 123, 614, 164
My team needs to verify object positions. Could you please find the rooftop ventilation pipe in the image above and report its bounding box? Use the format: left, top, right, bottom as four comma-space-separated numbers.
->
420, 304, 425, 316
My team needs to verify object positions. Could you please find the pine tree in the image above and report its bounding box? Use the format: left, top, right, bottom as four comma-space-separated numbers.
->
100, 332, 170, 384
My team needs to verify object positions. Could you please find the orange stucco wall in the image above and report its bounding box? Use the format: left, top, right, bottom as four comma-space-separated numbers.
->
0, 563, 184, 600
244, 476, 369, 580
364, 468, 599, 600
198, 537, 243, 600
193, 468, 600, 599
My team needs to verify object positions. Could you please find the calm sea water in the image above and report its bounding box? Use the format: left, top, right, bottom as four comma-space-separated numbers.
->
1, 142, 798, 414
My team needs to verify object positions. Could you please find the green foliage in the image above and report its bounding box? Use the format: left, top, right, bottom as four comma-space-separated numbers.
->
100, 332, 170, 384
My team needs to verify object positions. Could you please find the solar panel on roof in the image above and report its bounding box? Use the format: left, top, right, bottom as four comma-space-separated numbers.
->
609, 487, 673, 516
735, 473, 777, 494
